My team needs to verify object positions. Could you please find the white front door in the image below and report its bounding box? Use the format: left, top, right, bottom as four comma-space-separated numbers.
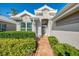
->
41, 19, 48, 36
42, 25, 48, 36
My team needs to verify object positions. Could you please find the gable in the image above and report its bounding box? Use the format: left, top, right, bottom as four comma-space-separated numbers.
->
36, 5, 56, 11
13, 10, 34, 18
21, 14, 30, 17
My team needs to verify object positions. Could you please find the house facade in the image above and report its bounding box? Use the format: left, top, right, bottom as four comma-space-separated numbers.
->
52, 3, 79, 32
0, 3, 79, 49
0, 16, 16, 31
50, 3, 79, 49
1, 3, 78, 38
11, 5, 57, 37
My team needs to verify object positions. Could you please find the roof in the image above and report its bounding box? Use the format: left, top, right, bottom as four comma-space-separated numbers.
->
12, 10, 35, 17
53, 4, 79, 22
56, 3, 76, 17
36, 5, 57, 11
0, 16, 16, 24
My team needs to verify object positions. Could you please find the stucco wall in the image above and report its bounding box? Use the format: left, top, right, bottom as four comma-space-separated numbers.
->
6, 24, 16, 31
52, 12, 79, 31
53, 23, 79, 31
56, 11, 79, 26
51, 30, 79, 49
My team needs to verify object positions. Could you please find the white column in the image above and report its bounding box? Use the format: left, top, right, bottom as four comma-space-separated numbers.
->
48, 19, 52, 36
38, 19, 42, 37
32, 19, 35, 32
52, 21, 56, 29
16, 22, 21, 31
25, 22, 27, 31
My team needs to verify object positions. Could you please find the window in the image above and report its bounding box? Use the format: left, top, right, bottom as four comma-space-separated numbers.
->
0, 23, 6, 31
2, 24, 6, 31
21, 22, 26, 31
36, 12, 43, 16
27, 22, 32, 31
0, 24, 1, 30
49, 13, 54, 16
43, 8, 49, 15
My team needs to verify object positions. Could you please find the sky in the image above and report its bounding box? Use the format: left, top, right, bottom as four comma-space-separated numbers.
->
0, 3, 67, 17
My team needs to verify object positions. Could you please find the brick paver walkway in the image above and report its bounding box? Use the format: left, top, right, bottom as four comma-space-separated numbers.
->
34, 36, 54, 56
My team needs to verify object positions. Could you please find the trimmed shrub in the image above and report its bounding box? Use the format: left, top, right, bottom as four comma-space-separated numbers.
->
0, 38, 36, 56
53, 43, 79, 56
48, 36, 58, 46
0, 31, 35, 39
48, 36, 79, 56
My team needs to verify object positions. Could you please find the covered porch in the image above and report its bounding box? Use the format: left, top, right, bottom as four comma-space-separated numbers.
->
33, 17, 52, 37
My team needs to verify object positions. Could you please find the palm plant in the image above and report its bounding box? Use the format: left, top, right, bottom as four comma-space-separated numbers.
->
11, 8, 18, 16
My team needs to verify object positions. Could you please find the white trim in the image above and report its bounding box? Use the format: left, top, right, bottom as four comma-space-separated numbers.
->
25, 22, 27, 31
12, 10, 35, 17
32, 18, 35, 32
37, 19, 42, 37
16, 22, 20, 31
36, 4, 57, 11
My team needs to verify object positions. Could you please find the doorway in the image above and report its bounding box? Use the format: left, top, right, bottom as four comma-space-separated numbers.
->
42, 19, 48, 36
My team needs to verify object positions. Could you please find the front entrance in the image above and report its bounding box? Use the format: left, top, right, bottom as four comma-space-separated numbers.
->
42, 19, 48, 36
35, 19, 48, 37
42, 25, 47, 36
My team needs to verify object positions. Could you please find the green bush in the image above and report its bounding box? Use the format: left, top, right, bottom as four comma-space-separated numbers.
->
48, 36, 79, 56
53, 43, 79, 56
48, 36, 58, 46
0, 31, 35, 39
0, 38, 36, 56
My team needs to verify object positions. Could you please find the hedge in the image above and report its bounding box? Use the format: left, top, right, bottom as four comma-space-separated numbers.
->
0, 38, 36, 56
48, 36, 58, 46
53, 43, 79, 56
48, 36, 79, 56
0, 31, 35, 39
